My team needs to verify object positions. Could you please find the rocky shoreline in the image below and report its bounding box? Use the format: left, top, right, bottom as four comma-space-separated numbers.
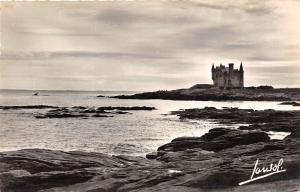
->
0, 105, 156, 119
1, 107, 300, 191
113, 85, 300, 101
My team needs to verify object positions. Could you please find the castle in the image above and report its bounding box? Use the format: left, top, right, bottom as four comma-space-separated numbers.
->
211, 62, 244, 88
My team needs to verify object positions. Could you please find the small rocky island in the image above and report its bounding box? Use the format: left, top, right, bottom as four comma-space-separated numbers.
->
113, 85, 300, 101
0, 105, 156, 119
114, 63, 300, 101
1, 107, 300, 191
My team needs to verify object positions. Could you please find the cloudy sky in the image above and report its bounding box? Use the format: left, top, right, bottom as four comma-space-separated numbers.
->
0, 0, 300, 91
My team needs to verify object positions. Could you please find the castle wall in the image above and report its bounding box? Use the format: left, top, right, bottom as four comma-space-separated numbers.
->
230, 74, 241, 87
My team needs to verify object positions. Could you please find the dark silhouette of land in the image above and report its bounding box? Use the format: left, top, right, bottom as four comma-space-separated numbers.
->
114, 84, 300, 101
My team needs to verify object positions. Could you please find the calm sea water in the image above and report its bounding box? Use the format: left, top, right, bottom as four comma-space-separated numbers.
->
0, 90, 298, 156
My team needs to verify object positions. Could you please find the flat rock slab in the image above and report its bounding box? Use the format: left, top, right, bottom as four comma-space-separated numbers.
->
1, 129, 299, 191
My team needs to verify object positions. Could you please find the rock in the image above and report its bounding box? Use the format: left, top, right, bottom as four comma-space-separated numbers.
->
71, 106, 87, 110
286, 129, 300, 138
0, 170, 31, 190
279, 101, 300, 106
0, 169, 95, 192
92, 114, 113, 117
171, 107, 299, 124
158, 128, 270, 152
35, 111, 88, 119
0, 149, 165, 192
238, 122, 298, 132
0, 105, 59, 110
200, 128, 234, 141
33, 106, 155, 119
113, 110, 130, 114
171, 107, 300, 135
1, 137, 299, 191
145, 152, 158, 159
96, 106, 156, 111
201, 129, 270, 151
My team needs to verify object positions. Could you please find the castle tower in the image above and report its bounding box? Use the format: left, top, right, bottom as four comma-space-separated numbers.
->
211, 62, 244, 89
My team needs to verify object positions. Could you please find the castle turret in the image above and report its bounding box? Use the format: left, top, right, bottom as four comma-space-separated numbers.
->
211, 64, 215, 85
239, 62, 244, 87
229, 63, 234, 75
229, 63, 234, 71
240, 62, 244, 72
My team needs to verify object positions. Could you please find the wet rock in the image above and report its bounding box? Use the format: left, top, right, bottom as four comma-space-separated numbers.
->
238, 122, 298, 132
200, 128, 234, 141
92, 114, 113, 117
0, 149, 163, 192
81, 108, 107, 114
158, 129, 269, 152
34, 108, 72, 118
1, 137, 300, 191
0, 149, 127, 174
172, 107, 300, 134
279, 101, 300, 106
71, 106, 87, 110
96, 106, 156, 111
0, 105, 59, 110
286, 129, 300, 138
33, 106, 155, 119
35, 113, 88, 119
113, 110, 131, 114
0, 169, 96, 192
201, 129, 270, 151
0, 170, 32, 191
145, 152, 158, 160
172, 107, 299, 124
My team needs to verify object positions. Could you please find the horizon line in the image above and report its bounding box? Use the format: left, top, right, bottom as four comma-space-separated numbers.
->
1, 83, 300, 92
0, 89, 143, 92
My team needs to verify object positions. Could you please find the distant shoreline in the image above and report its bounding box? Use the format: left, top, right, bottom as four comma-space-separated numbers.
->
113, 84, 300, 101
0, 89, 141, 93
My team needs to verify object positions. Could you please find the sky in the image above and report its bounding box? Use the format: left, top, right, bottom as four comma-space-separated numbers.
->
0, 0, 300, 91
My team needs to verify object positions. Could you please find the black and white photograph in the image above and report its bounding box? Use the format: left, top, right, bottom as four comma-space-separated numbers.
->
0, 1, 300, 191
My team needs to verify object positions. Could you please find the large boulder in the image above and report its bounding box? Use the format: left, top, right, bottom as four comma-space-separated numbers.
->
157, 128, 270, 152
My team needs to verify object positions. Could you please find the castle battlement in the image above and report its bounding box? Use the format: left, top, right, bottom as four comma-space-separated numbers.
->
212, 62, 244, 88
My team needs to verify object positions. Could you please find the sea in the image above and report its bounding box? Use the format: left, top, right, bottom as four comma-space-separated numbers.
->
0, 90, 297, 156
